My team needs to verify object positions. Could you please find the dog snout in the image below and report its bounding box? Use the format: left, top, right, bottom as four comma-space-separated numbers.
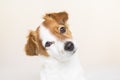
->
64, 41, 74, 51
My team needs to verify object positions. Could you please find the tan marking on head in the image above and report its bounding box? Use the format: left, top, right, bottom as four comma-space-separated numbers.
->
43, 11, 72, 40
25, 27, 49, 56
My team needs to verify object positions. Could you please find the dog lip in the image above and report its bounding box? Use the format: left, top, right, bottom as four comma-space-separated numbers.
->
73, 50, 77, 54
73, 50, 76, 53
74, 47, 78, 52
71, 49, 77, 55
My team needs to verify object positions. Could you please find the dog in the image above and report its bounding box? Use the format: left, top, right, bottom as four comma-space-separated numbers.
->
25, 11, 85, 80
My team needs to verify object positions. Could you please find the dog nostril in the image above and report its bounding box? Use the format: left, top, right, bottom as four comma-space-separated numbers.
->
64, 41, 74, 51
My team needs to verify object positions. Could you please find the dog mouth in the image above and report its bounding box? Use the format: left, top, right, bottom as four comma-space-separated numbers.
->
71, 49, 77, 55
73, 50, 77, 54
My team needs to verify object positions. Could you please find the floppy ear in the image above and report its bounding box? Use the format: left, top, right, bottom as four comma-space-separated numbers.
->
44, 12, 68, 24
25, 29, 39, 56
25, 27, 49, 56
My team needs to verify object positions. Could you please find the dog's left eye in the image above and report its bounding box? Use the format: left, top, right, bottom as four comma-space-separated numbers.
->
45, 41, 54, 47
59, 27, 66, 33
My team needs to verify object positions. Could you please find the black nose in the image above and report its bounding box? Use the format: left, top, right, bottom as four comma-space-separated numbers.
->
64, 41, 74, 51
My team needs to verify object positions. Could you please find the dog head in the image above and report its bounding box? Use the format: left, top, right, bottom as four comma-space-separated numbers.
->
25, 12, 77, 61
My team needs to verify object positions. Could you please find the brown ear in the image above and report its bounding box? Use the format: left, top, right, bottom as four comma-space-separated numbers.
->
25, 29, 39, 56
25, 27, 49, 56
44, 11, 68, 25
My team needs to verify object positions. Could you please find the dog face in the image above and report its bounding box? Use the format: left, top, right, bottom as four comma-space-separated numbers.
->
25, 12, 77, 61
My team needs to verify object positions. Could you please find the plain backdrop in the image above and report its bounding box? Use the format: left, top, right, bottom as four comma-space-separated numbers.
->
0, 0, 120, 80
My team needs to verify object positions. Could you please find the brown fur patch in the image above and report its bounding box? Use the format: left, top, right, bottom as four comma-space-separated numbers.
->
43, 11, 72, 40
25, 27, 49, 56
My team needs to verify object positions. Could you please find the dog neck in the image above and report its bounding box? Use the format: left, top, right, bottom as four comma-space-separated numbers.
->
39, 53, 80, 69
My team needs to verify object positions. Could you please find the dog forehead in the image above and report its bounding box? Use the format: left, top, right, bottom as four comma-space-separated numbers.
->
40, 25, 57, 41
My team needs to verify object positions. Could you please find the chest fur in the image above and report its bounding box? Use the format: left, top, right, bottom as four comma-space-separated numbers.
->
40, 57, 84, 80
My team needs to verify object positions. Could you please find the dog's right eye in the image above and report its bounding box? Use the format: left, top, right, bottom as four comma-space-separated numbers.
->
45, 41, 54, 47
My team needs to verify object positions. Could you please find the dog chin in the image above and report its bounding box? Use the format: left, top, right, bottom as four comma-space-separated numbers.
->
52, 51, 77, 62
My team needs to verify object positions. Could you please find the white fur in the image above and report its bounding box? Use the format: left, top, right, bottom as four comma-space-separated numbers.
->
39, 25, 85, 80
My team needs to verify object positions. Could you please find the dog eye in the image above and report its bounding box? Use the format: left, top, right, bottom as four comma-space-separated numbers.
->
59, 27, 66, 33
45, 41, 53, 47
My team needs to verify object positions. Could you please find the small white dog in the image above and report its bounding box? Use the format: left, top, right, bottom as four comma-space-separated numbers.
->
25, 11, 85, 80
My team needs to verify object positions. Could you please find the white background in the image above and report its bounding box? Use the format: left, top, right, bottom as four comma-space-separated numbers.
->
0, 0, 120, 80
